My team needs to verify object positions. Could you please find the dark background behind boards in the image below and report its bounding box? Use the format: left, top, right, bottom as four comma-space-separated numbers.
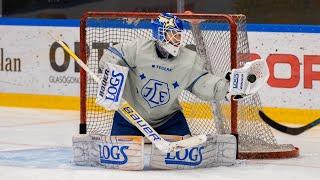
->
2, 0, 320, 24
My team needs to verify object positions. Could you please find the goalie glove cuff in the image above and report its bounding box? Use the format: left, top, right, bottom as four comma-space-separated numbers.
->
213, 78, 230, 101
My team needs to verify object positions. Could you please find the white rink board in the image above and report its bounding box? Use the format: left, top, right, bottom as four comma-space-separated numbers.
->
0, 20, 319, 110
0, 25, 80, 96
248, 32, 320, 109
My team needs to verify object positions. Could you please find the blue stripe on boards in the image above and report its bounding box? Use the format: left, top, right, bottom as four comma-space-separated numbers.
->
0, 18, 79, 27
0, 17, 319, 33
247, 23, 320, 33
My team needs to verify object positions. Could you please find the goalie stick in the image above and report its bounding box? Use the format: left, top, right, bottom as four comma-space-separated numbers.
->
259, 110, 320, 135
48, 32, 207, 153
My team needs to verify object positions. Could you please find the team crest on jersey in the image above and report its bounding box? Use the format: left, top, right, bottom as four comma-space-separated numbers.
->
141, 79, 170, 108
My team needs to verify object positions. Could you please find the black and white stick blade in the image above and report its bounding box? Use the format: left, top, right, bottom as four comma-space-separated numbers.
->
258, 110, 320, 135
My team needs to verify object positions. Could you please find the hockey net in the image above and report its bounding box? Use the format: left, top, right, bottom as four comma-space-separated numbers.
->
79, 12, 299, 159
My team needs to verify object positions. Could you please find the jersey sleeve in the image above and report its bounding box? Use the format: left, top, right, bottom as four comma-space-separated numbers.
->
188, 55, 230, 101
99, 41, 137, 70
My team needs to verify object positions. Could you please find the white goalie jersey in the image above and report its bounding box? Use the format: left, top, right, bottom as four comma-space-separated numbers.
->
99, 39, 229, 127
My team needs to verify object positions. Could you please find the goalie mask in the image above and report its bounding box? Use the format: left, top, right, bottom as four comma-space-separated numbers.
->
152, 13, 184, 57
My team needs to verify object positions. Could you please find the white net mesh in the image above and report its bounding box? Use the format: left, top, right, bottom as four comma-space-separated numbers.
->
80, 13, 298, 159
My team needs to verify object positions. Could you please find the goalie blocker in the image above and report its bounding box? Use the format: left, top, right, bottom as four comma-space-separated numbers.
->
73, 134, 236, 170
96, 62, 129, 110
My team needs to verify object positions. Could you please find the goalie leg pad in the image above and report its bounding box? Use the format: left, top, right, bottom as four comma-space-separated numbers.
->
150, 134, 236, 170
72, 134, 144, 170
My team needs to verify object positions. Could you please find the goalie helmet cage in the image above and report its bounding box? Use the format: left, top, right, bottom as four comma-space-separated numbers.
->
79, 12, 299, 159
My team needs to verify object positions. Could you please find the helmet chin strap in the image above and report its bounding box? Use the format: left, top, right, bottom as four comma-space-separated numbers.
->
155, 41, 172, 59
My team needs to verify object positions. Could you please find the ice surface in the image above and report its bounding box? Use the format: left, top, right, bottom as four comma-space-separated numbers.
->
0, 107, 319, 180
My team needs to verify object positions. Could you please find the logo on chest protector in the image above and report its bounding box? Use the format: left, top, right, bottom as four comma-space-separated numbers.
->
99, 144, 129, 165
141, 79, 170, 108
164, 146, 204, 166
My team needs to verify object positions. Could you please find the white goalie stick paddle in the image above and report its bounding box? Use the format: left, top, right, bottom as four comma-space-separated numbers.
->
48, 32, 207, 153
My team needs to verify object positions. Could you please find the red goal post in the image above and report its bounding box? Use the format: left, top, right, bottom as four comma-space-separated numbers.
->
79, 12, 299, 159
